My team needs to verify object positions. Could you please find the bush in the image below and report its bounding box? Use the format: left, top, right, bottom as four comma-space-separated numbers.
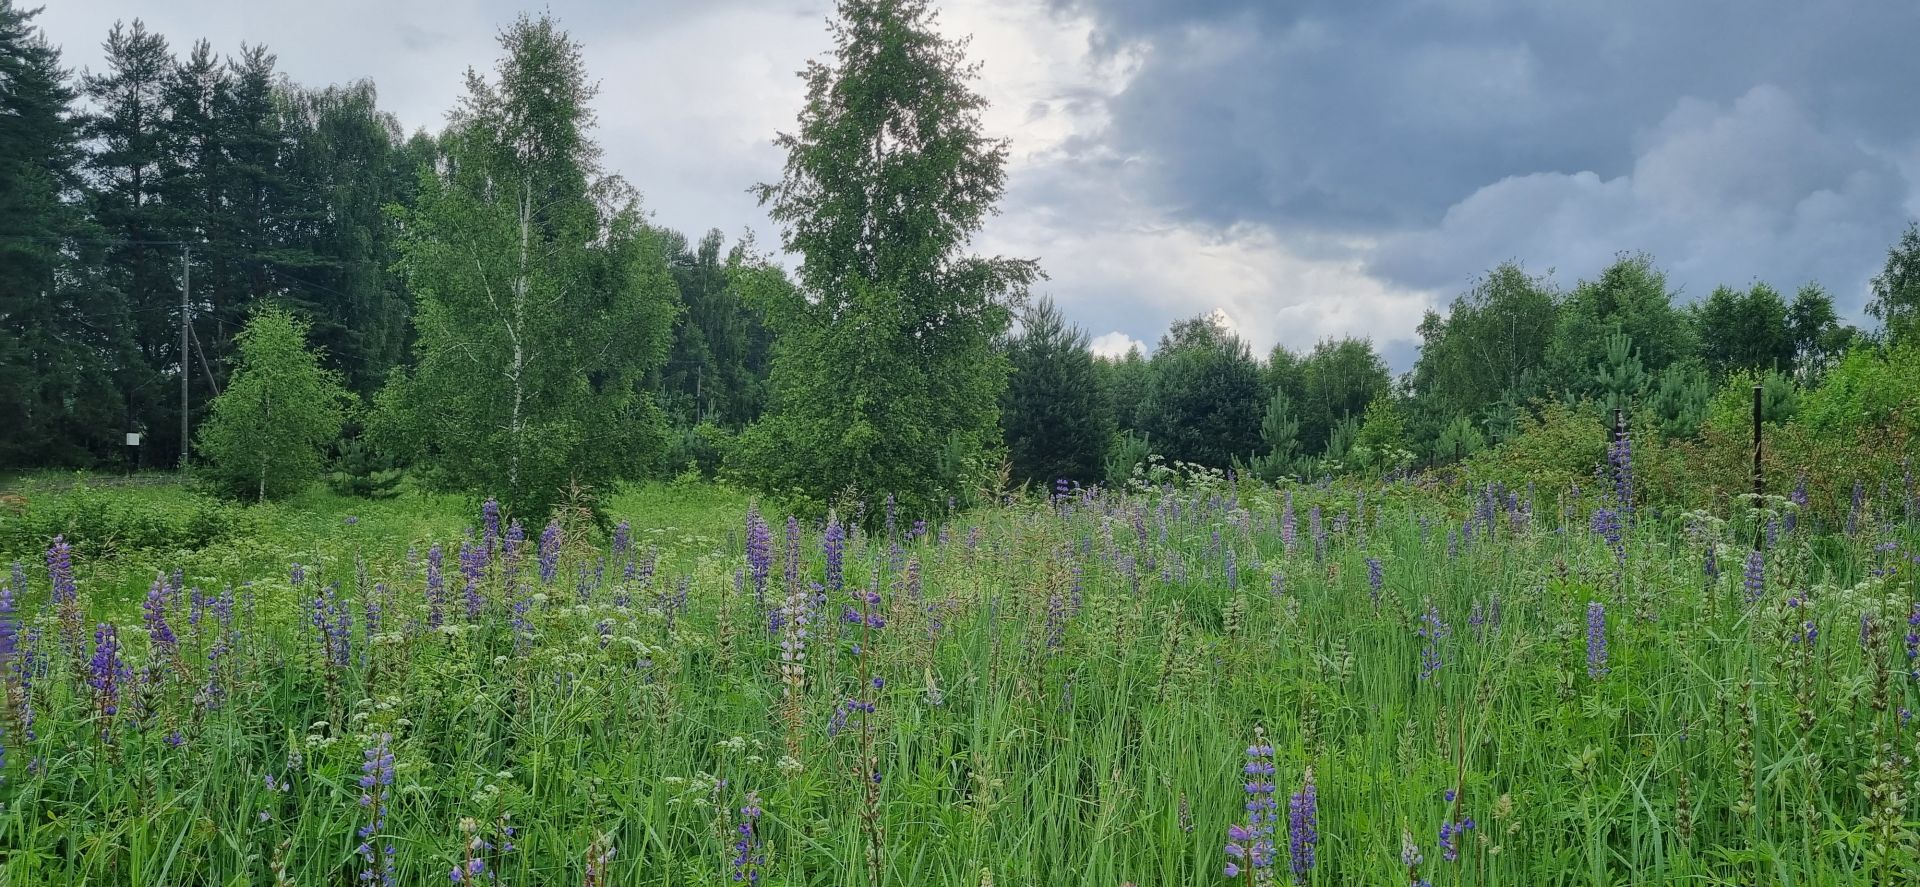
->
665, 422, 736, 480
0, 481, 246, 561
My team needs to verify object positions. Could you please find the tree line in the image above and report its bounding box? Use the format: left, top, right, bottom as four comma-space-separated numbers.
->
5, 0, 1919, 521
0, 2, 770, 485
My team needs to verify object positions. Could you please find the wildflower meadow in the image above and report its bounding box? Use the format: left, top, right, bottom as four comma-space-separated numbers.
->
2, 446, 1918, 886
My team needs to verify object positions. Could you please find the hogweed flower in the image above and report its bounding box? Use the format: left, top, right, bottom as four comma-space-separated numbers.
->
1586, 602, 1609, 680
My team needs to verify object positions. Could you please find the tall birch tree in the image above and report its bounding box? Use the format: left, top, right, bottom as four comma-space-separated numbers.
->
377, 14, 677, 518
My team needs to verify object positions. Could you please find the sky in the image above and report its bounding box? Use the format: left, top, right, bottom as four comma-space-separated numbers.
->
38, 0, 1920, 371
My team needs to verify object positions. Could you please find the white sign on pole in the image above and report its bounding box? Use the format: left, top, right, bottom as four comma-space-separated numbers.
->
125, 433, 141, 446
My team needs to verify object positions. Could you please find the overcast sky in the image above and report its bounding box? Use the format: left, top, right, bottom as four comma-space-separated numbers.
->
39, 0, 1920, 369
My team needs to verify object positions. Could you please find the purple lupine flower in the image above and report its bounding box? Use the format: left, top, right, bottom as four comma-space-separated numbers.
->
1438, 819, 1465, 863
884, 493, 898, 538
424, 545, 446, 630
1288, 771, 1318, 881
1280, 492, 1297, 553
1224, 546, 1238, 590
1609, 429, 1634, 516
823, 515, 846, 594
0, 576, 17, 667
745, 506, 772, 612
357, 733, 397, 886
290, 562, 305, 586
1906, 602, 1920, 675
503, 520, 526, 568
1416, 603, 1449, 681
1586, 601, 1609, 680
1743, 549, 1765, 602
1225, 735, 1278, 878
782, 516, 802, 597
537, 520, 562, 585
1703, 540, 1720, 583
1366, 557, 1384, 604
1589, 508, 1623, 551
458, 542, 487, 621
1309, 506, 1326, 562
88, 623, 126, 739
481, 498, 502, 559
46, 537, 75, 606
731, 792, 764, 883
612, 520, 632, 563
143, 575, 178, 661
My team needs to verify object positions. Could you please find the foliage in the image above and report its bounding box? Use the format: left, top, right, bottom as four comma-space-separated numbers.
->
1409, 261, 1557, 426
196, 307, 352, 501
1795, 340, 1920, 440
1294, 337, 1391, 455
377, 15, 678, 521
1869, 222, 1920, 344
1140, 314, 1264, 470
1348, 395, 1412, 474
0, 1, 123, 469
1000, 298, 1114, 485
1693, 283, 1793, 377
731, 0, 1038, 521
1545, 253, 1697, 398
1464, 400, 1606, 494
1104, 430, 1156, 487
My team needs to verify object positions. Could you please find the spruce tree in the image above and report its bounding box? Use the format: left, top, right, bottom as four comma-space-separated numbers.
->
733, 0, 1039, 518
1000, 297, 1113, 486
377, 14, 678, 519
0, 0, 124, 466
81, 20, 180, 461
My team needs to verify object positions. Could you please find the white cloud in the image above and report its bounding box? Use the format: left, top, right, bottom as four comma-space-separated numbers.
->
1088, 331, 1145, 358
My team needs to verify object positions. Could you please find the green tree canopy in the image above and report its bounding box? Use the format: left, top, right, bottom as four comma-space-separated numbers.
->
197, 307, 350, 500
1693, 283, 1792, 377
1296, 336, 1391, 454
1545, 254, 1697, 397
1000, 297, 1114, 486
1141, 314, 1264, 469
0, 1, 125, 468
1869, 222, 1920, 344
376, 14, 678, 519
731, 0, 1039, 519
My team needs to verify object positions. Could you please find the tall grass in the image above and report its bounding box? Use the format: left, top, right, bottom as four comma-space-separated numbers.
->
0, 469, 1915, 884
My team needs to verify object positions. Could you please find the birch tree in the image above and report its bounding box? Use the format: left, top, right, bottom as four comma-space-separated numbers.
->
197, 307, 349, 501
377, 14, 677, 518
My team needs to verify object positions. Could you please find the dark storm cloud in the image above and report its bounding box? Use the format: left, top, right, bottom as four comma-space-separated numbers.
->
1056, 0, 1920, 309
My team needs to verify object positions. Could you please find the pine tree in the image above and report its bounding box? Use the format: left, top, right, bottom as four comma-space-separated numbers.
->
732, 0, 1039, 518
1000, 297, 1113, 486
377, 14, 678, 519
0, 0, 124, 466
197, 307, 350, 500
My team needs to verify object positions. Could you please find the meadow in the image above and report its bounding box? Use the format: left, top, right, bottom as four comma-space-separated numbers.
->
0, 458, 1917, 886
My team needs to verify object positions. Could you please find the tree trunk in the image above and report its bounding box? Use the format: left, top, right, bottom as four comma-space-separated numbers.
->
506, 175, 531, 500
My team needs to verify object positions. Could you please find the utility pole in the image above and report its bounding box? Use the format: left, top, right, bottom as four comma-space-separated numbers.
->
180, 246, 190, 470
